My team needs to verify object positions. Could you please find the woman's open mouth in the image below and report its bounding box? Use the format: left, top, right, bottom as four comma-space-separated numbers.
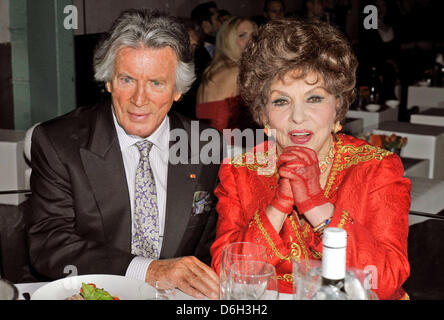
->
288, 130, 313, 144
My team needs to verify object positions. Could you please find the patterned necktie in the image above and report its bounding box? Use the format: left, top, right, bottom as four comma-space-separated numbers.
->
131, 140, 160, 259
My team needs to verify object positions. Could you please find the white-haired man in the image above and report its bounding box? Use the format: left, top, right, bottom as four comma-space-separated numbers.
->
28, 9, 221, 299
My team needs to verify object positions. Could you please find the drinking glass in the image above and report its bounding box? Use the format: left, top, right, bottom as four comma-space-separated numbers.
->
292, 259, 379, 300
139, 280, 176, 300
219, 242, 267, 300
227, 260, 279, 300
292, 259, 322, 300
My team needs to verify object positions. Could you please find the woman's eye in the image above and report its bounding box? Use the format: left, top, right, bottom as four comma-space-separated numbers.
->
271, 98, 289, 107
307, 95, 324, 103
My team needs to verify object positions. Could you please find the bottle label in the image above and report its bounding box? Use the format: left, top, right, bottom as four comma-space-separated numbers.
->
321, 246, 346, 280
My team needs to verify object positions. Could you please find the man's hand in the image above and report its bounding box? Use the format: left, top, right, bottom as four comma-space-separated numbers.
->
146, 256, 219, 300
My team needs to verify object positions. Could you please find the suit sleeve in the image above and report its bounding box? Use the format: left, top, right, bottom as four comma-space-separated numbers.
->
309, 154, 411, 300
28, 125, 134, 279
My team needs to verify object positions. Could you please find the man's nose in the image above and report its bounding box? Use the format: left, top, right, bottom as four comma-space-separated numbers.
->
131, 83, 149, 107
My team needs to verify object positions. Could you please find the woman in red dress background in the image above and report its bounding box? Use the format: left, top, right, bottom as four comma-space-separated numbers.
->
211, 18, 411, 300
196, 16, 257, 132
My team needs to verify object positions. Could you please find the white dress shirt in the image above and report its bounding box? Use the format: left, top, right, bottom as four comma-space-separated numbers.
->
111, 106, 170, 281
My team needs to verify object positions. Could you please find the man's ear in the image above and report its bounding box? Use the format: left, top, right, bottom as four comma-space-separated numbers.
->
174, 92, 182, 102
105, 81, 112, 93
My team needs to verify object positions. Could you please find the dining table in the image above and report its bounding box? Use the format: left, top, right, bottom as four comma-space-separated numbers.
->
13, 281, 295, 300
346, 105, 398, 134
410, 107, 444, 127
373, 121, 444, 179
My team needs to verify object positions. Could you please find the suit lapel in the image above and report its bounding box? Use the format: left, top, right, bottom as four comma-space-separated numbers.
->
79, 104, 132, 253
160, 113, 198, 259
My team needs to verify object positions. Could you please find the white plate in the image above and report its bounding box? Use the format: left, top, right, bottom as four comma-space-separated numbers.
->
31, 274, 154, 300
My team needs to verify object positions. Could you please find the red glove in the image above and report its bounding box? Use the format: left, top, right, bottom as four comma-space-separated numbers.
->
270, 177, 294, 214
278, 146, 328, 214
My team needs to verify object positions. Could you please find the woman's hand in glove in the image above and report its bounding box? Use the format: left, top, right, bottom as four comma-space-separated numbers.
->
277, 146, 328, 214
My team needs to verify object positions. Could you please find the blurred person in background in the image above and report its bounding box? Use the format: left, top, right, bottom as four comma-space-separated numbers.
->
191, 1, 221, 58
358, 0, 400, 102
171, 18, 211, 119
219, 9, 232, 23
302, 0, 351, 32
251, 0, 286, 26
196, 16, 257, 132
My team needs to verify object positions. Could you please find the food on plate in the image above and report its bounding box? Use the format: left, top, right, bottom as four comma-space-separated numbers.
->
66, 283, 120, 300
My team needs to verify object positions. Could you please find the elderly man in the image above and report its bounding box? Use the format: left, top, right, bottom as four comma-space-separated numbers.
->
28, 9, 221, 299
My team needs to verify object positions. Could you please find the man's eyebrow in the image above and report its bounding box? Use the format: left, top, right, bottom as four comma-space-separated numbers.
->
116, 73, 133, 78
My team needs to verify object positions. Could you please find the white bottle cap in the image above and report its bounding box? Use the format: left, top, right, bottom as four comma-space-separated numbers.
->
323, 228, 347, 248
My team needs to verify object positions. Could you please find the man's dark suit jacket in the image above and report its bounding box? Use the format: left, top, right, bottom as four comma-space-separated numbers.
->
28, 102, 222, 280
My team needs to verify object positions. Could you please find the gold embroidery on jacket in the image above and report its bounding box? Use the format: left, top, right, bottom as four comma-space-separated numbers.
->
230, 149, 277, 177
253, 211, 309, 263
324, 136, 392, 197
288, 216, 310, 263
338, 209, 351, 229
277, 274, 293, 282
253, 211, 290, 262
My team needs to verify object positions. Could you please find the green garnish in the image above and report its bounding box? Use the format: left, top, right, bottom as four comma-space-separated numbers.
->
80, 283, 115, 300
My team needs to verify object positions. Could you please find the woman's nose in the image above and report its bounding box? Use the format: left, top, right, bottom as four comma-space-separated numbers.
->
291, 103, 306, 124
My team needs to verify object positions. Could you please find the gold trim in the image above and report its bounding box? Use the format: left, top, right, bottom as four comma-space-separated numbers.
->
277, 274, 294, 282
253, 211, 290, 262
230, 148, 277, 177
324, 136, 393, 197
338, 209, 351, 229
253, 211, 311, 263
288, 215, 310, 263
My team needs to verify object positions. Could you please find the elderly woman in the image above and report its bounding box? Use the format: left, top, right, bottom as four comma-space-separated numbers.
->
196, 16, 257, 131
211, 18, 411, 300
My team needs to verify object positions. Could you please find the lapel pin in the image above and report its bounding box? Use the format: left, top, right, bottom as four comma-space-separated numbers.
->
189, 173, 196, 179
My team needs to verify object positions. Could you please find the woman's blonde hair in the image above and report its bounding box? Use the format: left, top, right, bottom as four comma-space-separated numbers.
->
201, 16, 254, 87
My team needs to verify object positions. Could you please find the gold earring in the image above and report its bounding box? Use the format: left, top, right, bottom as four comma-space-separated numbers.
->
334, 121, 342, 134
264, 124, 272, 137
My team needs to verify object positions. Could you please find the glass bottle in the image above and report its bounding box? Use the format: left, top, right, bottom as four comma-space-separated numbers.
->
368, 66, 381, 105
311, 228, 348, 300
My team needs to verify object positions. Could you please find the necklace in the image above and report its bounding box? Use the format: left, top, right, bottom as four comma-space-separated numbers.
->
318, 143, 335, 173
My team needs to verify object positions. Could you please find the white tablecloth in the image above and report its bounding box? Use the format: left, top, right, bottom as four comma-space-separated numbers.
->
411, 107, 444, 127
408, 176, 444, 225
14, 281, 195, 300
15, 281, 294, 300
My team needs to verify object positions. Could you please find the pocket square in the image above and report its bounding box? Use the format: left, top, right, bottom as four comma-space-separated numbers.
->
192, 191, 212, 215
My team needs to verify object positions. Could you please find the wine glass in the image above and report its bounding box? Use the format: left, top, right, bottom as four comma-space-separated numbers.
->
292, 259, 322, 300
227, 260, 279, 300
219, 242, 268, 300
138, 280, 176, 300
